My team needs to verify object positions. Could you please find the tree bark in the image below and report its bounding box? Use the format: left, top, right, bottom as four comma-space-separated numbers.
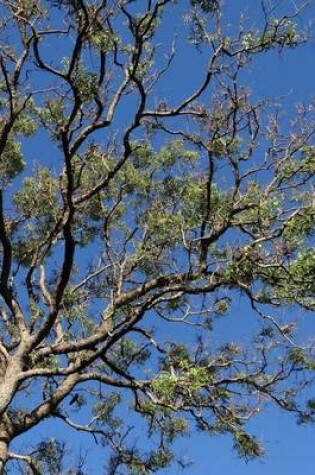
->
0, 357, 18, 473
0, 358, 21, 416
0, 435, 8, 473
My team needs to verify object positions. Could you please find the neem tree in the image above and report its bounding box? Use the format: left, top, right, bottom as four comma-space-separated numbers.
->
0, 0, 315, 473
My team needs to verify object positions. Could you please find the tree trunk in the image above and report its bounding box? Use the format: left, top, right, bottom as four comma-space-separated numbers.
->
0, 357, 21, 416
0, 356, 20, 473
0, 436, 8, 474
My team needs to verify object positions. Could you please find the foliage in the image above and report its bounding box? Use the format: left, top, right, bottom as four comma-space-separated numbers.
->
0, 0, 314, 474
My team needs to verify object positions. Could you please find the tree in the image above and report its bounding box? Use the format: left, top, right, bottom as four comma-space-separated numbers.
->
0, 0, 315, 473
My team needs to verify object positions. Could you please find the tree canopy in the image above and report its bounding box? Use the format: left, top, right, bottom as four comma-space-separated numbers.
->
0, 0, 315, 473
